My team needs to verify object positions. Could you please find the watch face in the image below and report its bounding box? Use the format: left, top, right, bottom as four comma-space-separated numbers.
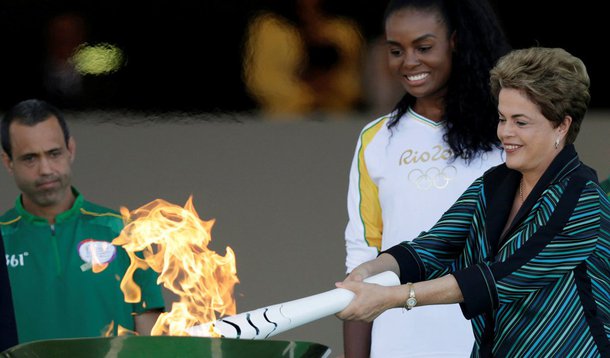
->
407, 297, 417, 307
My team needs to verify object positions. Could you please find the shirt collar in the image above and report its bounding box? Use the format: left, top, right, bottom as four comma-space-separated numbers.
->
15, 187, 84, 225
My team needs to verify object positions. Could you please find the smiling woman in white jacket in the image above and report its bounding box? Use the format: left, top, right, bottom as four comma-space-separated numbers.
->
342, 0, 510, 356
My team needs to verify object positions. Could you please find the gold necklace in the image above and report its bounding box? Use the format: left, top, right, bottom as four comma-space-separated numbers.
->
519, 178, 524, 204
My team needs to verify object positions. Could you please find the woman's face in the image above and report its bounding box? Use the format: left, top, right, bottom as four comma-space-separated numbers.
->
385, 8, 454, 100
497, 88, 570, 179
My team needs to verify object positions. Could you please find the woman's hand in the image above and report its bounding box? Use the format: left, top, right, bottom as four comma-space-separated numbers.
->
345, 253, 400, 283
336, 254, 404, 321
343, 264, 371, 283
335, 280, 403, 322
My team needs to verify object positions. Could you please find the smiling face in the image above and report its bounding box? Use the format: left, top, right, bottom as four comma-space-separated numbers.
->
385, 8, 455, 102
497, 88, 571, 181
1, 116, 76, 215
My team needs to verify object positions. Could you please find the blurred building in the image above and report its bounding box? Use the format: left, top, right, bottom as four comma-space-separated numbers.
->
0, 0, 606, 113
242, 0, 365, 118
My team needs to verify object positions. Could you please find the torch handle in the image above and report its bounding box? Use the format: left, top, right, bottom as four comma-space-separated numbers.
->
186, 270, 400, 339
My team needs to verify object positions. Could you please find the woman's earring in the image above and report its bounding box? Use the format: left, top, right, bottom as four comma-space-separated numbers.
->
554, 138, 560, 149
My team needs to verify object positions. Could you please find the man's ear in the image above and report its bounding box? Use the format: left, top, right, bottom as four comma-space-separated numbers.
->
450, 31, 457, 52
1, 151, 14, 175
67, 137, 76, 163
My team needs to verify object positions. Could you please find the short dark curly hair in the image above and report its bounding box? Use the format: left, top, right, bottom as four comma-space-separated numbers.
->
1, 99, 70, 159
490, 47, 590, 145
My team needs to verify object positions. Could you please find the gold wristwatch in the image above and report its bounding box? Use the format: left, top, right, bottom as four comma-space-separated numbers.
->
405, 282, 417, 310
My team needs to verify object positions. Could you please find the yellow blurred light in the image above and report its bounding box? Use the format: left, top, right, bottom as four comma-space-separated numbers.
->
72, 43, 124, 75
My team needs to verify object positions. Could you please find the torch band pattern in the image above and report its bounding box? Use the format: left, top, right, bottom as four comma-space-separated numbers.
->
187, 271, 400, 339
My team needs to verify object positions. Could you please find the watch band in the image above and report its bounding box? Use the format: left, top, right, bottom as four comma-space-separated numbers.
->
404, 282, 417, 311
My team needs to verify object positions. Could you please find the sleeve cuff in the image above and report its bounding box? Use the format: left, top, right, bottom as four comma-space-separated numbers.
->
381, 243, 426, 284
452, 263, 498, 319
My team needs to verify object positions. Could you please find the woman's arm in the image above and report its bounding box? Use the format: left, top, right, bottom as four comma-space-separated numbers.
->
453, 179, 604, 319
344, 120, 385, 272
337, 265, 463, 322
337, 177, 486, 323
343, 120, 386, 357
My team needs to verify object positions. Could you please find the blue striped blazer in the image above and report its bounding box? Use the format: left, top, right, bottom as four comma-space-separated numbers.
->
386, 144, 610, 357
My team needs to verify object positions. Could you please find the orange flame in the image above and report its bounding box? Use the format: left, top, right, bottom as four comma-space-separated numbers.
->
112, 196, 239, 336
102, 321, 136, 337
102, 321, 114, 337
118, 325, 137, 336
89, 242, 110, 273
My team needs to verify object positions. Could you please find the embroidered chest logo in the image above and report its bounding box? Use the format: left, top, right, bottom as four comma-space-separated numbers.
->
5, 252, 29, 267
398, 144, 453, 166
77, 239, 117, 272
398, 144, 457, 190
407, 166, 458, 190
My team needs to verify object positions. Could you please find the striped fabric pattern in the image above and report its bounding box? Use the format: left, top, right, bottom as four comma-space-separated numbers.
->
385, 145, 610, 357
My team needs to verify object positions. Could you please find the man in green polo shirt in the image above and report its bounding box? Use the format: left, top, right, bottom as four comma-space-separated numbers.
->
0, 99, 165, 344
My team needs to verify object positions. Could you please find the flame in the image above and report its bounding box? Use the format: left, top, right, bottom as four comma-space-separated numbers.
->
89, 242, 110, 273
102, 321, 136, 337
102, 321, 114, 337
112, 196, 239, 336
117, 325, 137, 336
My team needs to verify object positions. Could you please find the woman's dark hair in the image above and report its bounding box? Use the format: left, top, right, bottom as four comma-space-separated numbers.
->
384, 0, 510, 160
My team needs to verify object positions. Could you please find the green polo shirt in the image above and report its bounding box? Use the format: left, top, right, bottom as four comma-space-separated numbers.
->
0, 190, 165, 343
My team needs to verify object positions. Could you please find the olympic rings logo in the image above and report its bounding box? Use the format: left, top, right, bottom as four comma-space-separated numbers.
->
407, 166, 457, 190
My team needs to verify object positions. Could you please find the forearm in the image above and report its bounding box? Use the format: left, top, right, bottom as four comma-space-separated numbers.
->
412, 274, 463, 306
343, 320, 372, 358
134, 310, 162, 335
355, 253, 400, 279
385, 274, 464, 311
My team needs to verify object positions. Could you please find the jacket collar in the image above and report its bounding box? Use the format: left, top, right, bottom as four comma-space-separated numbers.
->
485, 144, 582, 254
15, 187, 84, 225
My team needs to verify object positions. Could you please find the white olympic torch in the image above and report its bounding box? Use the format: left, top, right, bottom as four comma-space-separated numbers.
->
186, 271, 400, 339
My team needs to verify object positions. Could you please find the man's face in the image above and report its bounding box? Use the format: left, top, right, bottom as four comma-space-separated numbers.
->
2, 116, 75, 211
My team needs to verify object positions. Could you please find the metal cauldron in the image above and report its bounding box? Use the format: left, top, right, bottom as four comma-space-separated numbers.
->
1, 336, 331, 358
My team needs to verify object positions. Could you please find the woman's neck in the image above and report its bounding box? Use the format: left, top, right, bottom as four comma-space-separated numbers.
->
413, 98, 445, 122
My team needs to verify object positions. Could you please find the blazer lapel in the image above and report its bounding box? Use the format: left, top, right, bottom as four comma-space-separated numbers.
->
486, 145, 582, 255
484, 166, 519, 256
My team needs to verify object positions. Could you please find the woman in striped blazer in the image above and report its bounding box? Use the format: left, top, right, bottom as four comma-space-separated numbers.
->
336, 47, 610, 357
